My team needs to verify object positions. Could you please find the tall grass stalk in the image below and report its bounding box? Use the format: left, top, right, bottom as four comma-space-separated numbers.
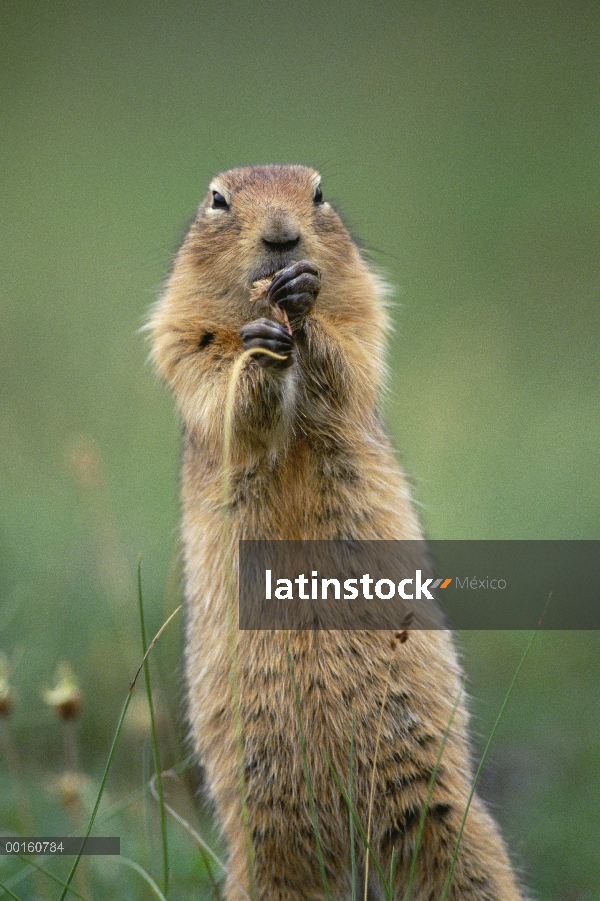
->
98, 754, 195, 826
440, 628, 540, 901
1, 839, 91, 898
150, 770, 243, 899
137, 557, 170, 896
327, 759, 392, 901
11, 856, 89, 901
364, 658, 393, 901
221, 346, 287, 901
403, 680, 464, 901
194, 839, 223, 901
349, 707, 357, 901
286, 634, 332, 901
57, 604, 181, 901
0, 878, 24, 901
118, 855, 169, 901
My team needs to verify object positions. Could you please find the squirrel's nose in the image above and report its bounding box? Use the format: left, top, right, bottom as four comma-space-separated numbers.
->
262, 215, 301, 253
262, 232, 301, 253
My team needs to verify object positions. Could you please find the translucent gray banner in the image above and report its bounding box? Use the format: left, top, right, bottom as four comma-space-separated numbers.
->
238, 540, 600, 629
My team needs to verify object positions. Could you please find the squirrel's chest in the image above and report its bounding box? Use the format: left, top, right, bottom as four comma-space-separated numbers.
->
232, 441, 363, 539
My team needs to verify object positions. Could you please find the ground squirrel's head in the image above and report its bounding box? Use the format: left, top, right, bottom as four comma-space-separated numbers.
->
151, 164, 390, 415
177, 165, 368, 305
151, 164, 390, 386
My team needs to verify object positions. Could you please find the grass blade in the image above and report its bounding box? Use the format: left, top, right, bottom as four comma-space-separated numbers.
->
440, 629, 539, 901
58, 692, 132, 901
138, 557, 170, 896
349, 706, 357, 901
403, 680, 464, 901
364, 658, 393, 901
57, 605, 181, 901
149, 770, 246, 901
118, 856, 168, 901
389, 848, 396, 895
327, 757, 391, 900
97, 754, 195, 825
0, 880, 25, 901
286, 634, 332, 901
11, 856, 89, 901
195, 840, 223, 901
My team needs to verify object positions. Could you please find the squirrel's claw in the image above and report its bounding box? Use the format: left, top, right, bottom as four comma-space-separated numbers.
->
266, 260, 321, 325
240, 318, 294, 370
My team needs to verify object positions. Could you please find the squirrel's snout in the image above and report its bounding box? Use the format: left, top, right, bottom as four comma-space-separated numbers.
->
261, 211, 301, 254
262, 234, 301, 253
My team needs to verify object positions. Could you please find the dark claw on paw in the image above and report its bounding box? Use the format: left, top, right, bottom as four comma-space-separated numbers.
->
240, 318, 294, 370
266, 260, 321, 325
268, 272, 320, 306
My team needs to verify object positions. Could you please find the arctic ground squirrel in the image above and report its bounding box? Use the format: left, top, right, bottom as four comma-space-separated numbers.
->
150, 165, 526, 901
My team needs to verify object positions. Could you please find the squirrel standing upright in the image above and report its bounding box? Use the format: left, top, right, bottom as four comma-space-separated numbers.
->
150, 165, 526, 901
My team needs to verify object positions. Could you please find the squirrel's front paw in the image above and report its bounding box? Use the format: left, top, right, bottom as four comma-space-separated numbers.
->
240, 318, 294, 370
266, 260, 321, 328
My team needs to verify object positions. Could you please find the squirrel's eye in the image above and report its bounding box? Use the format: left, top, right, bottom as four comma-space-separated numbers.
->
212, 191, 229, 210
313, 185, 323, 204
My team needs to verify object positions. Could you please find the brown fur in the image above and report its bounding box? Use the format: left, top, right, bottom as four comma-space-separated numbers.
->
150, 165, 526, 900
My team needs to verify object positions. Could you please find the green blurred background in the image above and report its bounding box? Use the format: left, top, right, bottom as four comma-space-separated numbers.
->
1, 1, 599, 899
